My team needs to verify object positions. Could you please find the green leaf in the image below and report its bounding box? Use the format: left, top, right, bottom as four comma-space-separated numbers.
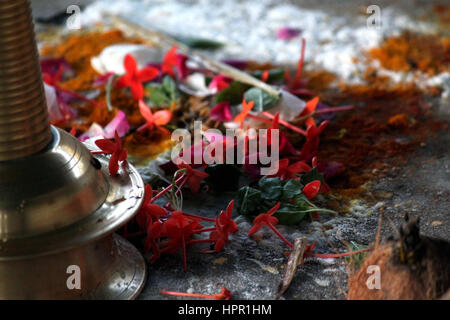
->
258, 176, 283, 200
237, 176, 332, 225
237, 186, 263, 215
300, 167, 325, 185
244, 87, 279, 112
281, 179, 304, 200
345, 241, 369, 269
105, 75, 118, 112
146, 76, 180, 107
147, 84, 171, 106
292, 194, 314, 210
215, 81, 248, 105
176, 36, 224, 50
275, 204, 308, 225
162, 75, 179, 101
205, 164, 241, 192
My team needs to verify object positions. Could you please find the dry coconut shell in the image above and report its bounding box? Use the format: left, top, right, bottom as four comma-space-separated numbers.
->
348, 215, 450, 300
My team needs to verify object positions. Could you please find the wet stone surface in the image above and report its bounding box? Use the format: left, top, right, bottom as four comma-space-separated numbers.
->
137, 128, 448, 300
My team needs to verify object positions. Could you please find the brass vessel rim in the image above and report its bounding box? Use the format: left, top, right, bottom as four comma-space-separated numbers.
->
0, 130, 145, 260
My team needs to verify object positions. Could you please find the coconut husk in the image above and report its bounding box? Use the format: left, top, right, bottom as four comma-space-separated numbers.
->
348, 215, 450, 300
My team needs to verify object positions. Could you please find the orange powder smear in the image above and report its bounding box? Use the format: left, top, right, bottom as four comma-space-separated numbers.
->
41, 30, 142, 92
368, 31, 450, 76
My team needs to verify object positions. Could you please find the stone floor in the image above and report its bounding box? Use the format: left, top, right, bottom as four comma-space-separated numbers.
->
31, 0, 449, 300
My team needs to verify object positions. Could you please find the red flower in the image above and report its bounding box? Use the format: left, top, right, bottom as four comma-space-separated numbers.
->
161, 211, 203, 271
303, 180, 321, 199
248, 202, 280, 236
116, 54, 159, 100
266, 113, 301, 156
145, 219, 164, 257
248, 202, 293, 248
93, 130, 128, 176
162, 46, 178, 77
234, 99, 254, 128
297, 96, 319, 127
272, 158, 312, 180
138, 100, 172, 131
210, 200, 238, 251
177, 162, 209, 194
299, 120, 329, 162
137, 186, 168, 230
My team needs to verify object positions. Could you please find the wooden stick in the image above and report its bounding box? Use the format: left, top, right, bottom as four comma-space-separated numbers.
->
277, 237, 307, 299
108, 14, 281, 97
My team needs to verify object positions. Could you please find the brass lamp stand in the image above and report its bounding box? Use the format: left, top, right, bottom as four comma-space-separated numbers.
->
0, 0, 147, 299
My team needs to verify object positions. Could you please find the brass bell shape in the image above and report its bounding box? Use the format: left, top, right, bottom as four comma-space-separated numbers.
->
0, 0, 147, 299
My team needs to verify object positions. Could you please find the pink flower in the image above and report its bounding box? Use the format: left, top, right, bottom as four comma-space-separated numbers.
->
79, 110, 130, 141
138, 100, 172, 131
209, 74, 232, 91
176, 53, 189, 80
276, 27, 301, 40
210, 102, 233, 122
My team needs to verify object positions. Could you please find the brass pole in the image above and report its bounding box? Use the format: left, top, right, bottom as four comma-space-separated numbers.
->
0, 0, 147, 299
0, 0, 52, 161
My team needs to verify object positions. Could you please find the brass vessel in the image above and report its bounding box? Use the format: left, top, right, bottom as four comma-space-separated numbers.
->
0, 0, 147, 299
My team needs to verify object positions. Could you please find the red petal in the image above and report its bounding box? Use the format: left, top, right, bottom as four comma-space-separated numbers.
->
95, 139, 116, 153
304, 97, 319, 115
130, 81, 144, 100
147, 204, 167, 218
153, 110, 172, 126
114, 130, 121, 149
242, 99, 255, 113
272, 112, 280, 129
143, 184, 153, 205
108, 151, 120, 175
226, 200, 234, 219
138, 99, 154, 124
303, 180, 321, 199
115, 74, 132, 88
137, 66, 159, 82
261, 70, 269, 82
316, 120, 329, 135
267, 216, 279, 226
248, 223, 262, 236
192, 168, 209, 179
288, 161, 312, 173
266, 202, 281, 216
118, 148, 128, 162
278, 158, 289, 170
187, 176, 201, 193
123, 54, 137, 76
163, 46, 177, 65
233, 99, 254, 124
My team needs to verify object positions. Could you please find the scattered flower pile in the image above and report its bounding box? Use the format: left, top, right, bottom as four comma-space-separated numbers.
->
38, 28, 447, 298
